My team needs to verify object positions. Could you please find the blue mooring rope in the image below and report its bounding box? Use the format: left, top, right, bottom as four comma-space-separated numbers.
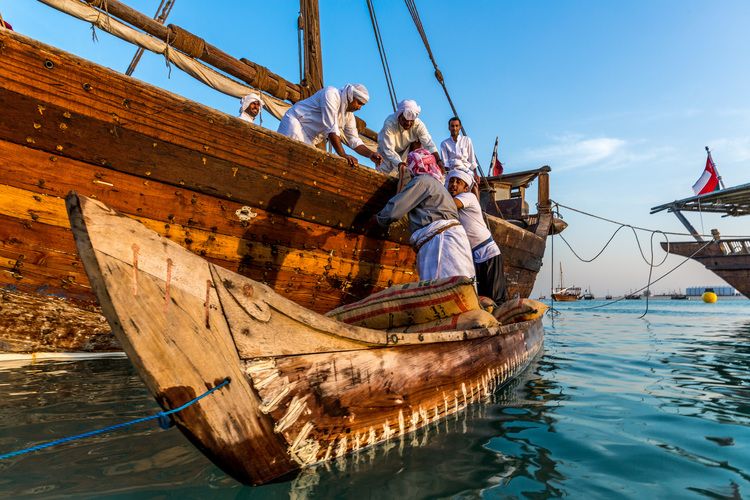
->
0, 377, 231, 461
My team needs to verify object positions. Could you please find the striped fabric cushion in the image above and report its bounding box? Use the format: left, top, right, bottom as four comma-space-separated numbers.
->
387, 309, 499, 334
326, 276, 479, 329
492, 298, 548, 325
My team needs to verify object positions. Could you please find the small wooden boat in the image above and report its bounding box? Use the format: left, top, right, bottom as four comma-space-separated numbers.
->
66, 193, 544, 485
551, 263, 580, 301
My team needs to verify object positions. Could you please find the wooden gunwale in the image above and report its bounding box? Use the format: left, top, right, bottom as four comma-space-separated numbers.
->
67, 193, 545, 484
0, 31, 385, 202
661, 240, 750, 298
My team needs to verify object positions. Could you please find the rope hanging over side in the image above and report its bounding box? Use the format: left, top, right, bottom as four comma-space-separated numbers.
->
366, 0, 398, 111
0, 378, 231, 461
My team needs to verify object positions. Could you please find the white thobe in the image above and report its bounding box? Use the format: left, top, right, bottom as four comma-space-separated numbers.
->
377, 113, 438, 175
410, 220, 475, 281
277, 86, 364, 148
239, 112, 256, 124
440, 135, 477, 171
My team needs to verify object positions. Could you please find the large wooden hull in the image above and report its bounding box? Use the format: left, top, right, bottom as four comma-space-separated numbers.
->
67, 193, 545, 485
0, 30, 551, 352
662, 240, 750, 298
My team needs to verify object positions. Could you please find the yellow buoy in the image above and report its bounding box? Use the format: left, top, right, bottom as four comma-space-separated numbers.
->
702, 290, 718, 303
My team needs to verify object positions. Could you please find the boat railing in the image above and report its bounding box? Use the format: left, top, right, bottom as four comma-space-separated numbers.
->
720, 239, 750, 255
480, 166, 551, 223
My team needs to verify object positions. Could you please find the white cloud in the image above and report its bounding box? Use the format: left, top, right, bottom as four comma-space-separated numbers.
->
519, 134, 674, 173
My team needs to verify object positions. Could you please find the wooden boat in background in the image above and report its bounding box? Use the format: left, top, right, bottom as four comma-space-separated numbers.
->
66, 192, 544, 485
651, 174, 750, 299
0, 15, 558, 353
551, 263, 580, 301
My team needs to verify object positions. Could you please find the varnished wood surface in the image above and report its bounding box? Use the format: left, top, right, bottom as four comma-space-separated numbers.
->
68, 193, 545, 484
0, 29, 552, 351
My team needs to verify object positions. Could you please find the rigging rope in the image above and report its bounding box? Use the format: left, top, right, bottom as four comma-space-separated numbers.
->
553, 201, 749, 239
404, 0, 459, 121
0, 378, 230, 461
125, 0, 175, 76
403, 0, 489, 180
366, 0, 397, 111
548, 201, 719, 317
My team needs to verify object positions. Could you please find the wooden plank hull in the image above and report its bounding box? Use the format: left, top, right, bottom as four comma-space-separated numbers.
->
662, 240, 750, 299
551, 293, 579, 302
0, 30, 551, 352
67, 193, 545, 485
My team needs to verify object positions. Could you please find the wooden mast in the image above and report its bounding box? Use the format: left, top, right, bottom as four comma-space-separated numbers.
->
300, 0, 324, 96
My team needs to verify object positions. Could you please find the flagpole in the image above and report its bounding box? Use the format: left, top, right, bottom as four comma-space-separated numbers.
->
705, 146, 726, 190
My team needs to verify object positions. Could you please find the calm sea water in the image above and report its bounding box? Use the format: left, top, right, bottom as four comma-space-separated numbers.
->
1, 298, 749, 498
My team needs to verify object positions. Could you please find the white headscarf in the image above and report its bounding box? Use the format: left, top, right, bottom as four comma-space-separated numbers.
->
239, 92, 264, 115
445, 167, 475, 190
339, 83, 369, 118
397, 99, 421, 121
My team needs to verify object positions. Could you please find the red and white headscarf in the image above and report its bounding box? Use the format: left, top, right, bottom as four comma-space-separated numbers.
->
407, 148, 443, 182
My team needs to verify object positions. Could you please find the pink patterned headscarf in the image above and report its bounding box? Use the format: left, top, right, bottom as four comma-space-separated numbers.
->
407, 148, 443, 183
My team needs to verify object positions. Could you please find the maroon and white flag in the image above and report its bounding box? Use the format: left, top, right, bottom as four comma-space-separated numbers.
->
692, 152, 720, 195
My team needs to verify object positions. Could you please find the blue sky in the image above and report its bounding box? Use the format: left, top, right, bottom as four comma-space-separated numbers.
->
3, 1, 749, 297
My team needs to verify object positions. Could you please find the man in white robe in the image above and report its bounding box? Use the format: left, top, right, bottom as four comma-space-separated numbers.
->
440, 116, 478, 172
277, 84, 382, 168
239, 92, 264, 124
377, 99, 443, 177
376, 151, 474, 282
446, 168, 507, 303
441, 116, 481, 198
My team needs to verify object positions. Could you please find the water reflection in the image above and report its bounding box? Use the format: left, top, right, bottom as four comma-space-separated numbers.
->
268, 354, 569, 499
647, 319, 750, 424
3, 300, 750, 498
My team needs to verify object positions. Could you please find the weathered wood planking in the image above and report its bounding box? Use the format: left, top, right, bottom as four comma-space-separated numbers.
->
0, 29, 552, 352
0, 140, 415, 269
0, 32, 386, 204
67, 193, 544, 484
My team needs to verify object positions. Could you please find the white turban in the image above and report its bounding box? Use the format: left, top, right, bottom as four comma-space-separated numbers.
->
342, 83, 369, 105
445, 167, 475, 190
239, 92, 264, 115
397, 99, 421, 121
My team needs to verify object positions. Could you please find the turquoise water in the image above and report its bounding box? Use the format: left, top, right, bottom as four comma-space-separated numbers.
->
1, 298, 749, 498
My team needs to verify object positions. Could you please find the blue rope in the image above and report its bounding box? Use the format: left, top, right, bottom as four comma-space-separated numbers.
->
0, 377, 231, 461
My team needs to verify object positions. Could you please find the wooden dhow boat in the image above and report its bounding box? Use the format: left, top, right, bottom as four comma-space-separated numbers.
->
0, 2, 559, 353
651, 182, 750, 299
66, 192, 545, 485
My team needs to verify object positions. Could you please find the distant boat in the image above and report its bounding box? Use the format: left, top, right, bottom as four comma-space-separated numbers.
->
625, 293, 641, 300
552, 264, 581, 301
605, 295, 613, 300
582, 288, 595, 300
538, 295, 547, 300
670, 289, 688, 300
